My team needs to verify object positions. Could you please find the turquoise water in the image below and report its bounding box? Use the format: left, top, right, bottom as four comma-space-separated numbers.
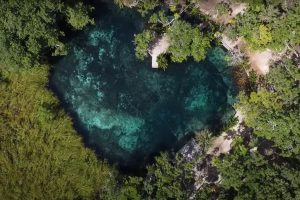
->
51, 4, 235, 170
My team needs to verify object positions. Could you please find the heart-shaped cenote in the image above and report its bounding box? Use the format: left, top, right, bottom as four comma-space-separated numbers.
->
50, 2, 236, 171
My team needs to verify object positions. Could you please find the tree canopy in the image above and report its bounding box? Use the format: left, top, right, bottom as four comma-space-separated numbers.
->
0, 0, 299, 199
214, 137, 300, 200
134, 30, 153, 60
212, 59, 300, 199
0, 67, 116, 199
0, 0, 93, 69
167, 20, 211, 63
225, 0, 300, 51
237, 60, 300, 157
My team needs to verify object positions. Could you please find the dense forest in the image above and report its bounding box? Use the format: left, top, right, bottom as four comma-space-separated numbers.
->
0, 0, 299, 199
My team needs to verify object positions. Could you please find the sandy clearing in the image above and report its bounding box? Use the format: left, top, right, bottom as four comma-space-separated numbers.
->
230, 3, 247, 18
248, 50, 272, 75
197, 0, 247, 24
207, 110, 244, 156
207, 133, 233, 156
221, 35, 273, 75
149, 35, 170, 68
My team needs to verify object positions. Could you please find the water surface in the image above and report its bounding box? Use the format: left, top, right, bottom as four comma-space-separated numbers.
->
51, 3, 235, 170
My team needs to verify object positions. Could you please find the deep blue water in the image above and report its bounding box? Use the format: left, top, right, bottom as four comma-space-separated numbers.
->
51, 3, 235, 170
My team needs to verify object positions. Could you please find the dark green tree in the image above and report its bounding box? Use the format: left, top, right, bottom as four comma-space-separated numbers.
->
237, 60, 300, 157
214, 136, 300, 200
0, 0, 93, 69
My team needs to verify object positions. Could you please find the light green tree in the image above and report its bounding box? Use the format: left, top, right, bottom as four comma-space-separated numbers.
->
134, 30, 153, 60
191, 28, 211, 62
167, 20, 211, 63
167, 20, 194, 62
66, 2, 94, 30
0, 67, 117, 199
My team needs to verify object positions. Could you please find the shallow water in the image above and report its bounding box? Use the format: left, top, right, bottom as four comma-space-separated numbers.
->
51, 3, 235, 170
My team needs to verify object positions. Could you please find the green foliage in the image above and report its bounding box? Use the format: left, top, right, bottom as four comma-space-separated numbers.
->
0, 0, 93, 69
157, 54, 169, 70
119, 130, 215, 199
221, 116, 239, 132
119, 152, 198, 200
195, 129, 214, 154
1, 1, 300, 200
225, 1, 300, 51
0, 67, 116, 199
114, 0, 139, 8
137, 0, 161, 16
114, 0, 161, 16
191, 28, 211, 62
144, 153, 187, 199
134, 30, 153, 60
119, 177, 142, 200
237, 0, 292, 8
149, 10, 170, 28
167, 20, 193, 62
66, 2, 94, 30
254, 24, 272, 46
212, 57, 300, 199
237, 60, 300, 157
216, 2, 231, 16
214, 136, 300, 199
167, 20, 211, 63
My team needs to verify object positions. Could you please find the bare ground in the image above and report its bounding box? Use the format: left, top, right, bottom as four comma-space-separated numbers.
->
207, 110, 244, 156
197, 0, 246, 24
248, 50, 273, 75
149, 35, 170, 68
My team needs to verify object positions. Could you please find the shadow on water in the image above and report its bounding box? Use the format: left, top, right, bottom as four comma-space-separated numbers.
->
49, 0, 236, 175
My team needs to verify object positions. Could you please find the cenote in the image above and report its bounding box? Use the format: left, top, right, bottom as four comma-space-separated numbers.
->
50, 2, 236, 172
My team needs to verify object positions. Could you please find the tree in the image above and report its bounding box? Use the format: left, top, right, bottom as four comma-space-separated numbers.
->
167, 20, 194, 62
119, 130, 215, 200
167, 20, 211, 63
114, 0, 140, 8
157, 54, 169, 70
66, 2, 94, 30
137, 0, 161, 16
0, 67, 117, 199
257, 24, 272, 46
214, 136, 300, 200
191, 28, 211, 62
237, 60, 300, 157
134, 30, 153, 60
114, 0, 161, 16
120, 152, 191, 200
225, 1, 300, 51
209, 56, 300, 199
0, 0, 93, 69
